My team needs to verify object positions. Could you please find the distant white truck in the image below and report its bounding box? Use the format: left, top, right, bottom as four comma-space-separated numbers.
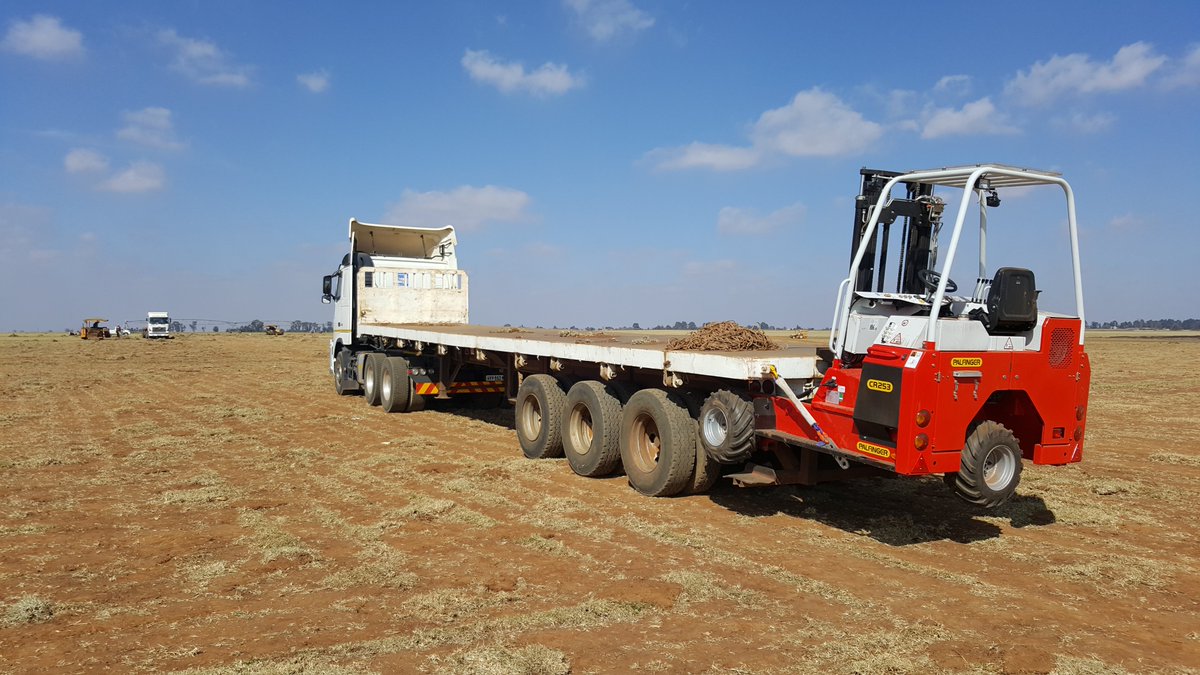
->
145, 311, 171, 339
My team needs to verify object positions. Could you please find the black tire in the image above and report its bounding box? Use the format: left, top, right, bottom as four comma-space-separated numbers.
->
620, 389, 697, 497
333, 348, 359, 395
945, 420, 1023, 508
380, 356, 413, 413
407, 382, 427, 412
515, 374, 567, 459
562, 381, 623, 477
698, 390, 756, 464
363, 353, 383, 406
676, 391, 718, 495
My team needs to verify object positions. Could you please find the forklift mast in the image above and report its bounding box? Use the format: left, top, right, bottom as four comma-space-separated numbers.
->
850, 168, 940, 295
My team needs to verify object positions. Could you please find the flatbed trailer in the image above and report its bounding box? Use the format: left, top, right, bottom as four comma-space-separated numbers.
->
323, 164, 1091, 507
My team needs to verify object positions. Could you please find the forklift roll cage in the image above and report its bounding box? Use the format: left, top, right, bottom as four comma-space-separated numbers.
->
829, 164, 1085, 357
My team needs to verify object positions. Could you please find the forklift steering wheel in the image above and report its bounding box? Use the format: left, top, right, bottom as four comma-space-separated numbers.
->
917, 269, 957, 294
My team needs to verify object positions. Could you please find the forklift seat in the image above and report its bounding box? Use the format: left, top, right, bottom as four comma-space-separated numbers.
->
983, 267, 1038, 334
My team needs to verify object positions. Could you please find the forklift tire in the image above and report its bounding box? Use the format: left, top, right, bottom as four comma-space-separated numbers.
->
562, 381, 623, 477
516, 375, 566, 459
620, 389, 697, 497
380, 356, 413, 413
363, 354, 382, 406
698, 390, 756, 464
945, 421, 1023, 508
333, 349, 359, 396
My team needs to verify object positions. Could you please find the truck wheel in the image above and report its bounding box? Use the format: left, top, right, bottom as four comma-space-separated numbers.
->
698, 390, 755, 464
380, 356, 413, 413
407, 382, 427, 412
363, 354, 382, 406
676, 392, 718, 495
562, 381, 623, 477
945, 421, 1023, 508
686, 431, 720, 495
515, 374, 566, 459
333, 349, 359, 395
620, 389, 697, 497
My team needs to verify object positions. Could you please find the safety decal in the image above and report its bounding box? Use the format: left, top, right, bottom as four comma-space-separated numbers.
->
904, 351, 923, 369
950, 357, 983, 368
414, 381, 506, 396
865, 379, 893, 393
855, 441, 892, 460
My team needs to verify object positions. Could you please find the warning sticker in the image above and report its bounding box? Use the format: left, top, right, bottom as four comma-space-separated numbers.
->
904, 351, 923, 369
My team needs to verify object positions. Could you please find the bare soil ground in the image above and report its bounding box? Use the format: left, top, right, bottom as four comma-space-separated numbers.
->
0, 331, 1197, 674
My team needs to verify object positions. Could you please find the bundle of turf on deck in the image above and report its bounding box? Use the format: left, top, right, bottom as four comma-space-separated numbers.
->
666, 321, 779, 351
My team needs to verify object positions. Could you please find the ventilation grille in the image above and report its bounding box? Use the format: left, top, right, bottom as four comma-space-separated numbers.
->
1048, 328, 1074, 368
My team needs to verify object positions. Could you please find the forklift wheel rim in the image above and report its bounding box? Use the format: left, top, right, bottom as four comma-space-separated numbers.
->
982, 444, 1016, 490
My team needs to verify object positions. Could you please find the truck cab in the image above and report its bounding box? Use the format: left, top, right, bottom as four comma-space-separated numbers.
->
145, 311, 171, 339
322, 219, 469, 390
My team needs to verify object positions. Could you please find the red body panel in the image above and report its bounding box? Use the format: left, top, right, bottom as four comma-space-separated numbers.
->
772, 318, 1090, 475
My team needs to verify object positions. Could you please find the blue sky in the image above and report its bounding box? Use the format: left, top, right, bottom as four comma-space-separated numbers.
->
2, 1, 1198, 331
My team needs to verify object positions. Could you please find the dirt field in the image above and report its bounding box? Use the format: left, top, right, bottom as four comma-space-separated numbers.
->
1, 331, 1197, 674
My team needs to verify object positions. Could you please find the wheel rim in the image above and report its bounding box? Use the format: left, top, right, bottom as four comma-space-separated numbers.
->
628, 412, 661, 473
701, 407, 728, 447
567, 403, 594, 455
365, 360, 375, 394
518, 395, 542, 442
982, 444, 1017, 490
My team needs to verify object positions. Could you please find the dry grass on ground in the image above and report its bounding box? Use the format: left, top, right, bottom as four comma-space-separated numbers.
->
0, 331, 1197, 673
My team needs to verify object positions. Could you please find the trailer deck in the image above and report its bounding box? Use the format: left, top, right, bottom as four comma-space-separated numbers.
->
356, 322, 823, 380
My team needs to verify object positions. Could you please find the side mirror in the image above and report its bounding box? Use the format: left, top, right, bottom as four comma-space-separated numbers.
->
322, 275, 333, 296
321, 296, 331, 304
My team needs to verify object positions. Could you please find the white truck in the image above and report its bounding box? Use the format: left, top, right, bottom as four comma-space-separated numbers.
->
323, 165, 1091, 506
145, 311, 171, 339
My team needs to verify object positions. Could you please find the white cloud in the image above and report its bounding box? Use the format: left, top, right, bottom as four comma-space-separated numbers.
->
462, 49, 584, 97
1, 15, 84, 60
933, 74, 972, 97
750, 89, 884, 157
158, 28, 252, 88
1107, 213, 1146, 232
921, 97, 1018, 139
649, 88, 882, 171
64, 148, 109, 173
647, 143, 762, 172
1163, 45, 1200, 89
564, 0, 654, 42
385, 185, 532, 231
1005, 42, 1166, 106
1058, 111, 1116, 134
100, 162, 166, 193
717, 202, 806, 235
117, 107, 185, 150
297, 69, 330, 93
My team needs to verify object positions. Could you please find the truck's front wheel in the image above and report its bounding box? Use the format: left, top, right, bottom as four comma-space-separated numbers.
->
945, 421, 1023, 508
620, 389, 697, 497
333, 349, 359, 396
516, 375, 566, 459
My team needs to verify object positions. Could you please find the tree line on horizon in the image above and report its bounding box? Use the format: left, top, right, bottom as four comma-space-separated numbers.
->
1088, 318, 1200, 330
